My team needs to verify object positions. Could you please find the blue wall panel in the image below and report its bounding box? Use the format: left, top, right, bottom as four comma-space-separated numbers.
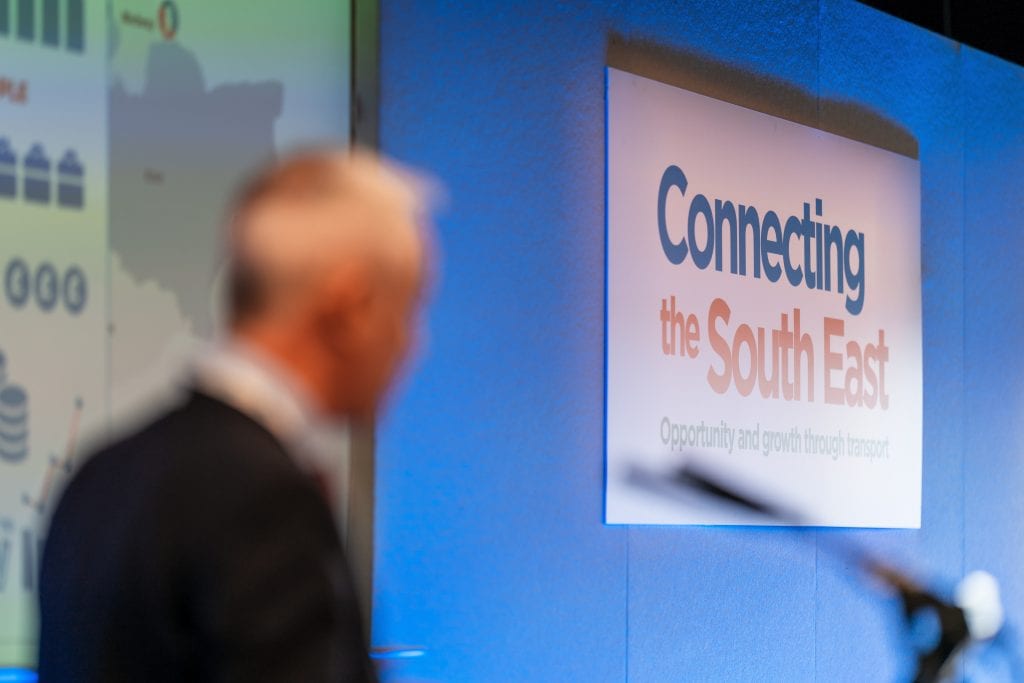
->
621, 0, 820, 92
817, 2, 967, 679
375, 2, 628, 681
617, 1, 825, 681
375, 1, 1024, 680
628, 529, 817, 681
962, 46, 1024, 682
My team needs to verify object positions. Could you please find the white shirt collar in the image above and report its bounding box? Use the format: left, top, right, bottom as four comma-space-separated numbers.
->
191, 341, 353, 525
192, 341, 317, 447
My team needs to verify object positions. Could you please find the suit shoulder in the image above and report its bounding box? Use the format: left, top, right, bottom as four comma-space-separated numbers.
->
52, 393, 305, 529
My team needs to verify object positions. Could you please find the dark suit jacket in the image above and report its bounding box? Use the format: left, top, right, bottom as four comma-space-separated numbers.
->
38, 391, 376, 682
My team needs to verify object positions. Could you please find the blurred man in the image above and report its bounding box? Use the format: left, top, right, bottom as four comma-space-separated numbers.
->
38, 150, 428, 682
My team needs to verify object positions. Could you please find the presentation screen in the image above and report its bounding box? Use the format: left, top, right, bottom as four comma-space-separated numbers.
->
0, 0, 351, 667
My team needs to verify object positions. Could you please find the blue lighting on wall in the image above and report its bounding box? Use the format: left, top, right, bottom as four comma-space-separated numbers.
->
0, 669, 37, 683
373, 1, 1023, 680
370, 647, 427, 660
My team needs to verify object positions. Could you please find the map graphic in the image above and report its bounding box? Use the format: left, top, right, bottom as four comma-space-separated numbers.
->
107, 0, 351, 424
109, 41, 281, 337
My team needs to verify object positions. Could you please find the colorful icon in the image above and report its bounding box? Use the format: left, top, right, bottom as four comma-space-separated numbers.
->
0, 525, 10, 592
1, 138, 85, 208
16, 0, 32, 42
62, 265, 87, 315
42, 0, 58, 47
22, 143, 50, 204
0, 351, 29, 465
34, 263, 58, 312
3, 0, 84, 51
3, 259, 89, 313
57, 149, 84, 209
0, 386, 28, 463
158, 1, 179, 41
66, 0, 83, 51
4, 259, 30, 309
0, 138, 14, 198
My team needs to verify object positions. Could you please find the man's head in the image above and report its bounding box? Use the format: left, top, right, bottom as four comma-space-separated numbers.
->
226, 149, 429, 422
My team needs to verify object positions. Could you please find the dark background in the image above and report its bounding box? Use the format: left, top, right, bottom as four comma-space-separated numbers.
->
860, 0, 1024, 67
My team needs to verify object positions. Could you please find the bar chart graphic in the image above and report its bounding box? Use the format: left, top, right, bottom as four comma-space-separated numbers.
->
0, 0, 83, 53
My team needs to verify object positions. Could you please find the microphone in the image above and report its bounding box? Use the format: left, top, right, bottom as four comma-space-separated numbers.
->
955, 570, 1004, 642
669, 461, 1004, 683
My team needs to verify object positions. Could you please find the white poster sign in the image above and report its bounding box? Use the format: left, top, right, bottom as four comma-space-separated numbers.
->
605, 68, 921, 528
